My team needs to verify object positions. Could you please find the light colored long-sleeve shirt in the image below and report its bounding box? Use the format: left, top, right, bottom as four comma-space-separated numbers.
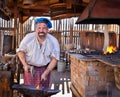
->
17, 32, 60, 67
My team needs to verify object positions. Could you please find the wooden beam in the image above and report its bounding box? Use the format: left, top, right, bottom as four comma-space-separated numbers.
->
19, 23, 23, 42
22, 16, 30, 23
19, 5, 50, 10
83, 0, 90, 3
6, 0, 14, 7
50, 3, 66, 7
13, 2, 18, 49
0, 27, 14, 31
22, 11, 50, 16
70, 18, 73, 43
66, 0, 72, 9
119, 25, 120, 50
19, 13, 30, 24
19, 13, 23, 23
18, 13, 24, 45
51, 13, 80, 20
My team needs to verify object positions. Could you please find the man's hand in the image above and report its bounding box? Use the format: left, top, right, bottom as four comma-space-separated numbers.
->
41, 58, 58, 82
41, 72, 47, 82
23, 65, 31, 72
41, 67, 51, 82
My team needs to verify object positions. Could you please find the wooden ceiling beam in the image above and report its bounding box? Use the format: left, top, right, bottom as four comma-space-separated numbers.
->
66, 0, 72, 9
18, 5, 50, 10
51, 13, 80, 20
22, 11, 50, 16
22, 16, 30, 23
83, 0, 90, 3
6, 0, 14, 7
0, 0, 89, 20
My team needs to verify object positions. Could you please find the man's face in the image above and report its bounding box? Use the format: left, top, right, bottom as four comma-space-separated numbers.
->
35, 22, 48, 39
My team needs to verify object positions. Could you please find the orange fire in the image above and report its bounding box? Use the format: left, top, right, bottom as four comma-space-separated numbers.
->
36, 84, 41, 90
103, 46, 117, 54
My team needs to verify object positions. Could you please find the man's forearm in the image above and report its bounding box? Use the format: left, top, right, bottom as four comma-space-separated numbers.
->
44, 57, 58, 75
17, 51, 27, 66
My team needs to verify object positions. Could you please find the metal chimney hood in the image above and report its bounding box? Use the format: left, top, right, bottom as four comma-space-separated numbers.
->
76, 0, 120, 24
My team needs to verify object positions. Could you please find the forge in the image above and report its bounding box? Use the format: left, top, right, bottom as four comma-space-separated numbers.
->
69, 30, 120, 97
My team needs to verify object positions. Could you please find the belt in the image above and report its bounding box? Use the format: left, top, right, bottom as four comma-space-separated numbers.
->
28, 63, 50, 68
28, 63, 50, 77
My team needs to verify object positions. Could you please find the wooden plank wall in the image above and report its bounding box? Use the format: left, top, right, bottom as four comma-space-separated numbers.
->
80, 32, 104, 51
0, 18, 14, 56
0, 17, 119, 55
51, 19, 119, 51
15, 17, 120, 52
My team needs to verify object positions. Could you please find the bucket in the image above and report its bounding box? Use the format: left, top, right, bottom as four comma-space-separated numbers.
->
57, 60, 66, 72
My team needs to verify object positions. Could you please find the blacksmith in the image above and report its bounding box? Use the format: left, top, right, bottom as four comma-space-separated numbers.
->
17, 17, 60, 88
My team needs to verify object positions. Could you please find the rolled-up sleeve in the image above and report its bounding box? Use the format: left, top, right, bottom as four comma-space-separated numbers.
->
51, 50, 60, 60
16, 35, 28, 53
51, 39, 60, 60
16, 42, 27, 53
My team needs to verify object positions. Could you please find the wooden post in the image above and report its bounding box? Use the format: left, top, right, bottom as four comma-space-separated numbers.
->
66, 0, 72, 9
119, 25, 120, 50
13, 2, 18, 50
20, 23, 23, 42
19, 14, 23, 44
70, 18, 73, 43
57, 19, 61, 44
